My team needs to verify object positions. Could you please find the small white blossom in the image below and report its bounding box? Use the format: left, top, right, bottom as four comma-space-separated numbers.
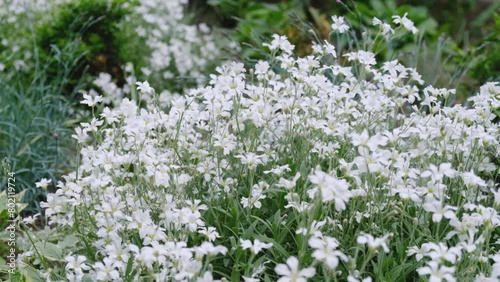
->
240, 238, 273, 254
275, 256, 316, 282
331, 16, 349, 33
35, 178, 52, 189
392, 13, 418, 34
136, 81, 154, 95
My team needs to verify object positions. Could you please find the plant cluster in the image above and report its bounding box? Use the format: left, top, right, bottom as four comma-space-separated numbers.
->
0, 0, 222, 211
118, 0, 222, 94
12, 15, 500, 281
1, 0, 223, 274
203, 0, 499, 101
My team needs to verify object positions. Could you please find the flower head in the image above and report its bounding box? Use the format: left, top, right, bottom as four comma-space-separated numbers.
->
357, 233, 392, 253
35, 178, 52, 189
240, 238, 273, 254
136, 81, 154, 95
275, 256, 316, 282
307, 167, 351, 211
80, 89, 103, 107
392, 13, 418, 34
331, 16, 349, 33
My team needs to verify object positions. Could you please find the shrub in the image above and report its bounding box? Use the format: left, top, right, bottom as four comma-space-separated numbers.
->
36, 0, 130, 97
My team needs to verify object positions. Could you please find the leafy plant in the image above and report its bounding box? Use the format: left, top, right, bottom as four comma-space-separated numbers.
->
0, 35, 83, 217
14, 14, 500, 281
469, 11, 500, 86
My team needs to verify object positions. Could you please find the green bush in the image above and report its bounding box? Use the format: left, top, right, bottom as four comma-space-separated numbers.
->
36, 0, 131, 97
469, 11, 500, 86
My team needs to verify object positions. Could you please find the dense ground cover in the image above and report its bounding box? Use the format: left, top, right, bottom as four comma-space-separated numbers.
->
1, 0, 499, 281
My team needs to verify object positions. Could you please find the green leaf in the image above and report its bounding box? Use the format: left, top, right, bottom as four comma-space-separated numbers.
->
20, 266, 45, 282
124, 255, 135, 281
58, 235, 79, 249
62, 119, 81, 127
34, 242, 64, 261
0, 256, 8, 271
471, 2, 500, 27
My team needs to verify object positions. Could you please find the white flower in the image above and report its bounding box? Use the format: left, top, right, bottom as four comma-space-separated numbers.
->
197, 271, 221, 282
422, 200, 457, 222
100, 107, 119, 124
331, 16, 349, 33
66, 272, 84, 282
263, 34, 295, 54
213, 133, 237, 155
80, 90, 103, 107
491, 254, 500, 278
93, 257, 119, 281
243, 264, 268, 282
350, 130, 388, 152
198, 227, 220, 242
372, 17, 394, 36
136, 81, 154, 95
343, 51, 377, 66
264, 164, 291, 176
65, 255, 90, 275
276, 173, 301, 189
236, 153, 264, 169
240, 188, 266, 209
417, 261, 456, 282
71, 127, 89, 144
35, 178, 52, 189
308, 235, 348, 270
312, 41, 337, 58
243, 277, 260, 282
254, 61, 270, 75
492, 188, 500, 208
356, 233, 392, 253
240, 238, 273, 254
423, 242, 461, 264
392, 13, 418, 34
348, 275, 372, 282
307, 167, 351, 211
81, 117, 103, 132
196, 242, 228, 257
180, 208, 205, 232
323, 41, 337, 58
461, 171, 486, 188
22, 213, 41, 225
421, 163, 456, 183
275, 256, 316, 282
407, 245, 428, 262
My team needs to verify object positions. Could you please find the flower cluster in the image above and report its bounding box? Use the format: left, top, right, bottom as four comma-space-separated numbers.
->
127, 0, 221, 89
20, 14, 500, 281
